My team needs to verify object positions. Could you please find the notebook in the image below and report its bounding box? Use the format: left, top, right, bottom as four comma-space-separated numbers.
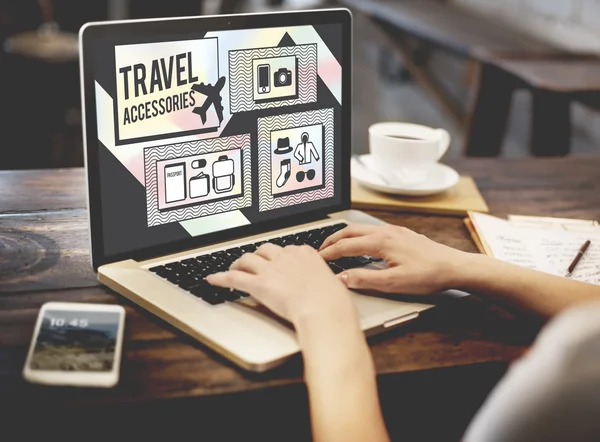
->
351, 176, 489, 216
466, 211, 600, 285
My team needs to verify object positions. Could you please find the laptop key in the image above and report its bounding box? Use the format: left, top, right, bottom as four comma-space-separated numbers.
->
189, 282, 226, 305
333, 258, 359, 270
354, 256, 373, 265
334, 256, 372, 270
186, 260, 203, 270
268, 237, 283, 246
280, 234, 296, 246
225, 247, 243, 258
165, 273, 183, 284
189, 281, 210, 296
171, 261, 186, 270
212, 286, 233, 300
294, 232, 309, 243
307, 239, 322, 250
328, 262, 345, 274
150, 266, 169, 277
202, 293, 226, 305
178, 277, 201, 290
220, 290, 241, 302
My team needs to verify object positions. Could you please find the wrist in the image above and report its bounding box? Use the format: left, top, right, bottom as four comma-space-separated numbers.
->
299, 314, 374, 388
448, 252, 497, 291
293, 293, 365, 363
290, 287, 357, 333
293, 294, 359, 345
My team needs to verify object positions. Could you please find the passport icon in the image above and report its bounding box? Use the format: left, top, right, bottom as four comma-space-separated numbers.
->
164, 163, 186, 203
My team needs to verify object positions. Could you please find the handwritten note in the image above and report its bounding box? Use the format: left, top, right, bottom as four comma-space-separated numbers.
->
471, 213, 540, 271
470, 212, 600, 285
542, 233, 600, 284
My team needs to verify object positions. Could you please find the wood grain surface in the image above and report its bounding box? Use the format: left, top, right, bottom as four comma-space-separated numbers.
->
0, 168, 86, 213
1, 157, 599, 409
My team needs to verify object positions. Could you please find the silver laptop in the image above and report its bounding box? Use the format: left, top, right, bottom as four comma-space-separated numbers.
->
79, 9, 433, 372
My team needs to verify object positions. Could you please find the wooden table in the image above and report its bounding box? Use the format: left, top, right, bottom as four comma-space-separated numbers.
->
2, 158, 600, 440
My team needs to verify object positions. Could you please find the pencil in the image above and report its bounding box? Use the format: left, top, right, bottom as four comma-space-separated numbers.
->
565, 240, 591, 278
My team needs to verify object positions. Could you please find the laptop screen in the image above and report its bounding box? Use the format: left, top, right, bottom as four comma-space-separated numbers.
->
82, 11, 349, 266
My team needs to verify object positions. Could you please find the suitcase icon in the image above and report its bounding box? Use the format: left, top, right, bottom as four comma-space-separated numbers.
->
189, 172, 210, 198
212, 155, 235, 194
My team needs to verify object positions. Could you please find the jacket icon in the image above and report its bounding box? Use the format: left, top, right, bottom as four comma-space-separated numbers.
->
294, 132, 320, 165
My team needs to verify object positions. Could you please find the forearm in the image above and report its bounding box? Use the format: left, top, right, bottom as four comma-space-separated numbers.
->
456, 254, 600, 318
296, 306, 389, 442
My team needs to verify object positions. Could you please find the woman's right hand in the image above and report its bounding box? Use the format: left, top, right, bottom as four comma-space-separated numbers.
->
320, 224, 475, 295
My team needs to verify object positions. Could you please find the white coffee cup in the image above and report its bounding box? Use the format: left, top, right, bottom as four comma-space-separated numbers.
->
369, 122, 450, 186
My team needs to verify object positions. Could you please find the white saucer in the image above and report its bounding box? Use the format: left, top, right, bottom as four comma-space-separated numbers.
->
351, 154, 459, 196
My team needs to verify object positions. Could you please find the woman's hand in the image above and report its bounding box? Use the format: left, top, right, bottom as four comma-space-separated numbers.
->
206, 243, 357, 328
209, 243, 389, 442
320, 223, 474, 295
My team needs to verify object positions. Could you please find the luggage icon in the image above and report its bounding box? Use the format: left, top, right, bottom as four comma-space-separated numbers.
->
189, 172, 210, 198
212, 155, 235, 194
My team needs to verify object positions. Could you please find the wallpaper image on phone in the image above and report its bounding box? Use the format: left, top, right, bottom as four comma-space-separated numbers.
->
30, 310, 121, 372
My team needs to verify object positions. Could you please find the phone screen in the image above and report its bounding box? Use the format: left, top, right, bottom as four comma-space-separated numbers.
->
29, 309, 122, 372
258, 64, 269, 88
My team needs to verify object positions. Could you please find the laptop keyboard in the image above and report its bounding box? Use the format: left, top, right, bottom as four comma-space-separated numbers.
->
148, 222, 381, 305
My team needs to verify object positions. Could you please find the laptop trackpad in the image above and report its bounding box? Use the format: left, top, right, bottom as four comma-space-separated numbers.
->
236, 291, 432, 333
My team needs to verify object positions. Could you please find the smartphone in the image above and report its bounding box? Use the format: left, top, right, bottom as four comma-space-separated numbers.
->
257, 64, 270, 94
23, 302, 126, 388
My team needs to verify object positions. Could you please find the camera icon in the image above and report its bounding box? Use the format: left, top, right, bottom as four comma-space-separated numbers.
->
273, 68, 292, 87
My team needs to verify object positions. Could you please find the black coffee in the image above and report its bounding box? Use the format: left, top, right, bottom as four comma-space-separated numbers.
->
385, 135, 424, 141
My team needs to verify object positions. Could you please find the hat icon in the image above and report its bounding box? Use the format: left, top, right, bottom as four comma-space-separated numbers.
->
274, 137, 293, 155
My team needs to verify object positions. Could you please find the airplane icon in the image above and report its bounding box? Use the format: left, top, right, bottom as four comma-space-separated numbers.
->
191, 76, 226, 125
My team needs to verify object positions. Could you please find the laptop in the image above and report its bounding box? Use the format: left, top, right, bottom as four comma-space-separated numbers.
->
79, 8, 433, 372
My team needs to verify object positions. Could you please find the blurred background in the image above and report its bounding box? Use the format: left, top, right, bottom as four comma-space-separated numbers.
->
2, 0, 600, 170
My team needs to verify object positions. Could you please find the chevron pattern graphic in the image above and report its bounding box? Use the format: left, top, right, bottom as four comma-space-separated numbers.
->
257, 108, 334, 212
229, 44, 317, 113
144, 134, 252, 227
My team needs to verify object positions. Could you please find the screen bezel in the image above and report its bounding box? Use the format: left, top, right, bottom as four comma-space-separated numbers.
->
22, 302, 125, 387
80, 9, 353, 270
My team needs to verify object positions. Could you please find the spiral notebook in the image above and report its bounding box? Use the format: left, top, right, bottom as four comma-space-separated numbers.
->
465, 211, 600, 285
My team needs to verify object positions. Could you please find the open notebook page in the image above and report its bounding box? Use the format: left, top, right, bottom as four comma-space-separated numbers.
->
469, 212, 600, 285
535, 230, 600, 284
469, 213, 543, 271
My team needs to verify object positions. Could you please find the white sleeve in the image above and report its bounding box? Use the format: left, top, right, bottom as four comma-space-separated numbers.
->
464, 301, 600, 442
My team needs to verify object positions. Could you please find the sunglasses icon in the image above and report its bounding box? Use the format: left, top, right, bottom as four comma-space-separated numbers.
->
296, 169, 316, 183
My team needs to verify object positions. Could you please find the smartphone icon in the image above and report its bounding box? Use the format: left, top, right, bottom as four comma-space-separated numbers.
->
257, 64, 270, 94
